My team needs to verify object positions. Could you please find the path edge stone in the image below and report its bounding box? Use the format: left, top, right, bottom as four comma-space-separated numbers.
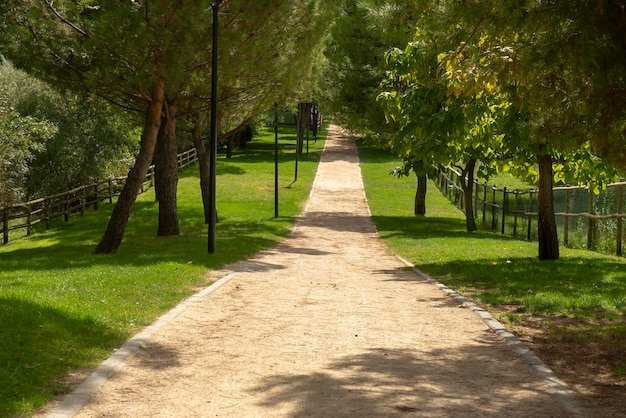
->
44, 273, 240, 418
395, 255, 585, 417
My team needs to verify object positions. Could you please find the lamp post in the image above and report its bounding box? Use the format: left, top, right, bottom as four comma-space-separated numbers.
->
208, 0, 222, 254
274, 103, 279, 218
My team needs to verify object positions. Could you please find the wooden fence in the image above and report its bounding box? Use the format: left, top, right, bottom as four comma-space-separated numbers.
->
2, 148, 198, 245
435, 167, 626, 256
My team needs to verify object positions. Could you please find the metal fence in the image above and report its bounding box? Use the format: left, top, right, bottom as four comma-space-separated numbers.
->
435, 167, 626, 256
2, 148, 198, 244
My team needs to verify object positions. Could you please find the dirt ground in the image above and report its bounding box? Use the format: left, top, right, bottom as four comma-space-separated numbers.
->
42, 125, 611, 417
495, 312, 626, 418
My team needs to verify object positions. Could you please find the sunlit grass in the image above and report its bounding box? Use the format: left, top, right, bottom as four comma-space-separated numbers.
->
358, 141, 626, 378
0, 124, 326, 417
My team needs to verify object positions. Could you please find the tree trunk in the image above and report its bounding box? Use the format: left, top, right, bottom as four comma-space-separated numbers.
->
93, 80, 165, 254
296, 103, 310, 154
537, 152, 560, 260
192, 117, 212, 225
414, 172, 427, 215
154, 99, 180, 236
461, 157, 478, 232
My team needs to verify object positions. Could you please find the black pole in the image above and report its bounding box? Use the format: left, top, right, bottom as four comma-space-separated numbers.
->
306, 103, 310, 157
294, 104, 300, 182
274, 103, 279, 218
208, 1, 221, 254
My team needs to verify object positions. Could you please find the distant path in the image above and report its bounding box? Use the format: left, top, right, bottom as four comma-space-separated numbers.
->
46, 125, 579, 417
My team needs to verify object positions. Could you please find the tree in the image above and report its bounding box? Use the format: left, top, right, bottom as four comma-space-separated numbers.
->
2, 0, 332, 253
438, 1, 626, 259
379, 39, 508, 231
321, 0, 418, 135
0, 94, 52, 206
380, 0, 625, 259
0, 59, 137, 201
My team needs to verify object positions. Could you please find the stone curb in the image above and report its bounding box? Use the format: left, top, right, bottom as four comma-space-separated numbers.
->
45, 273, 240, 418
395, 255, 585, 417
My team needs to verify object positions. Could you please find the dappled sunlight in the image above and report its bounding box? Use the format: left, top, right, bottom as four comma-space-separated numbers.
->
248, 346, 565, 417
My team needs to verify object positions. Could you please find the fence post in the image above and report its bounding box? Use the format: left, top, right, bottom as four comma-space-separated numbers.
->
27, 203, 32, 236
80, 187, 86, 217
513, 192, 519, 236
501, 188, 507, 234
491, 187, 497, 230
94, 182, 99, 210
587, 191, 595, 249
563, 189, 570, 246
3, 206, 8, 244
527, 191, 533, 241
482, 186, 487, 223
65, 193, 70, 222
108, 179, 113, 203
617, 186, 624, 256
474, 182, 479, 218
45, 197, 51, 230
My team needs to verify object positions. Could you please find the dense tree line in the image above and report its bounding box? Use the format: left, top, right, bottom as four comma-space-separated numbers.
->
0, 59, 137, 207
5, 0, 624, 260
1, 0, 331, 253
324, 0, 626, 260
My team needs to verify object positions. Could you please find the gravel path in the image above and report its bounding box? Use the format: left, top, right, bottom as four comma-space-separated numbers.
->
45, 125, 581, 417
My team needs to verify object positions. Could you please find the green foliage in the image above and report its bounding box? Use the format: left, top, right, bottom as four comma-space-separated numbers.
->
358, 140, 626, 376
0, 60, 138, 200
0, 108, 52, 205
320, 0, 417, 135
0, 124, 327, 416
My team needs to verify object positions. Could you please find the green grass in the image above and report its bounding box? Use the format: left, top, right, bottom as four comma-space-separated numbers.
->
0, 125, 327, 417
479, 171, 535, 190
358, 142, 626, 377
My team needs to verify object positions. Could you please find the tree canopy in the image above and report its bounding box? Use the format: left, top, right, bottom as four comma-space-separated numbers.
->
375, 0, 626, 259
1, 0, 331, 253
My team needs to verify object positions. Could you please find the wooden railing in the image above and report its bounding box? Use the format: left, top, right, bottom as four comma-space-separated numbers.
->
435, 166, 626, 256
2, 148, 198, 244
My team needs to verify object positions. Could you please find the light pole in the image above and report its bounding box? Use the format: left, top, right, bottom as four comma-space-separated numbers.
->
274, 103, 279, 218
208, 0, 222, 254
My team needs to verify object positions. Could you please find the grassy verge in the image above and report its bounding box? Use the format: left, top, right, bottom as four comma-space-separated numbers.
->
0, 125, 326, 417
358, 142, 626, 381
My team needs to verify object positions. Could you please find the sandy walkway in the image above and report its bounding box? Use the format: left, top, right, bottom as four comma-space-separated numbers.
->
46, 126, 580, 417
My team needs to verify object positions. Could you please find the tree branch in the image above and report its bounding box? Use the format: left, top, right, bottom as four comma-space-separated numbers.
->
45, 1, 89, 38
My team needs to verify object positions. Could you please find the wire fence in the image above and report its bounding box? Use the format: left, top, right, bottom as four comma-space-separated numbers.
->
2, 148, 198, 245
435, 167, 626, 256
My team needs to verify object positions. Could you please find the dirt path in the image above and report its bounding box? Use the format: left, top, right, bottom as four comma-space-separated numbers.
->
46, 126, 581, 417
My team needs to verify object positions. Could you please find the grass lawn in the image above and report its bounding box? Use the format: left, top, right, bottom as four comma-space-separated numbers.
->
0, 124, 326, 417
357, 142, 626, 383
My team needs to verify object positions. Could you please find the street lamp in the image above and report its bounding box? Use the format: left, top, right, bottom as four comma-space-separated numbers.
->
208, 0, 223, 254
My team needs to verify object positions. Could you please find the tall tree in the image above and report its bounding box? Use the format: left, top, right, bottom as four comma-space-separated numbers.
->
322, 0, 417, 135
381, 0, 625, 259
2, 0, 332, 253
437, 0, 626, 259
379, 39, 508, 231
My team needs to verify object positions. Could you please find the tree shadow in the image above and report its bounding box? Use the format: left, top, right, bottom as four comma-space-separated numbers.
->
247, 346, 570, 417
0, 298, 122, 417
299, 212, 378, 234
417, 255, 626, 314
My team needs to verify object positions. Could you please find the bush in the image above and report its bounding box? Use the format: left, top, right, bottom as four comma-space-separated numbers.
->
0, 59, 139, 201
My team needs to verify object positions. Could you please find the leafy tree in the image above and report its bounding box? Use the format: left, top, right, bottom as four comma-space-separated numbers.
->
442, 1, 626, 259
380, 0, 625, 260
321, 0, 417, 135
0, 96, 51, 206
379, 39, 510, 230
0, 59, 136, 201
1, 0, 331, 254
